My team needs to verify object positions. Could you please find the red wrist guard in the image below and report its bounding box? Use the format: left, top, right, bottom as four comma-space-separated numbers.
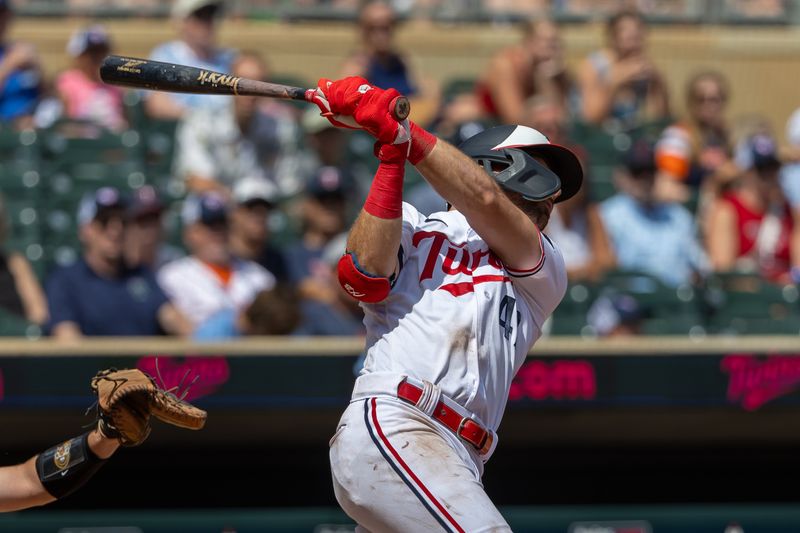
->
364, 159, 404, 219
409, 122, 437, 165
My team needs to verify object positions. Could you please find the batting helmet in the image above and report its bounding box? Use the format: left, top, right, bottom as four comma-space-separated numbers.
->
458, 125, 583, 203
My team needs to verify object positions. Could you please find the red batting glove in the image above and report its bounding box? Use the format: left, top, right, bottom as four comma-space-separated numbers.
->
353, 87, 408, 145
309, 76, 370, 129
310, 77, 409, 145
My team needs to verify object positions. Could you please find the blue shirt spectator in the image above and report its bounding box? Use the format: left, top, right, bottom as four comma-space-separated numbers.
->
0, 0, 42, 125
600, 194, 705, 287
193, 308, 238, 340
600, 141, 707, 287
0, 46, 40, 122
46, 259, 169, 336
193, 287, 300, 340
145, 0, 235, 119
45, 187, 191, 339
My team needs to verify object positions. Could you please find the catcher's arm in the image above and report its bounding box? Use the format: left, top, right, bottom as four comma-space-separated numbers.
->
0, 428, 118, 513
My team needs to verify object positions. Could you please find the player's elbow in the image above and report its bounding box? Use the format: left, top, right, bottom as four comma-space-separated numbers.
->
337, 253, 392, 304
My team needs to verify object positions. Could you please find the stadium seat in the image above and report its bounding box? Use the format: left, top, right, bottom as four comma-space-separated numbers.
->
550, 282, 594, 335
587, 165, 617, 203
704, 272, 800, 334
599, 270, 703, 333
0, 307, 40, 338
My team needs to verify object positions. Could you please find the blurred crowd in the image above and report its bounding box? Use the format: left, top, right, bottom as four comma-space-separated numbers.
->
0, 0, 798, 340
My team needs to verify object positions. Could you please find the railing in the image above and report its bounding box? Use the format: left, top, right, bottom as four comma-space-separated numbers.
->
7, 0, 800, 24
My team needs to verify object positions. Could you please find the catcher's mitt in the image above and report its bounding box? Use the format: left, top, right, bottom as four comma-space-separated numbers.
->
90, 368, 207, 446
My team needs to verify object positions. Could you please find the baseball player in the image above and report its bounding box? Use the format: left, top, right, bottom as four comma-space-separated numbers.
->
0, 368, 205, 513
310, 78, 582, 531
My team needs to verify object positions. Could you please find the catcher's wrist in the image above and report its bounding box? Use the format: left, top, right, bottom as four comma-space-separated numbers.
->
88, 427, 121, 459
36, 431, 108, 499
409, 122, 437, 165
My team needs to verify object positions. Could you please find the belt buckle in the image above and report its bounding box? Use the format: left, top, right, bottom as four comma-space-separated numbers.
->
457, 416, 489, 454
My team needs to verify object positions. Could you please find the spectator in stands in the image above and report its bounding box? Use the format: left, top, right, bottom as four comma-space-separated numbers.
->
56, 25, 126, 132
285, 167, 351, 304
341, 0, 439, 126
706, 133, 800, 283
0, 193, 47, 325
174, 50, 303, 197
577, 9, 670, 128
45, 188, 191, 339
123, 186, 183, 271
145, 0, 234, 119
193, 285, 300, 340
476, 18, 571, 125
158, 192, 275, 329
229, 176, 288, 283
0, 0, 42, 129
298, 107, 374, 201
586, 289, 645, 337
294, 233, 365, 336
600, 141, 707, 287
524, 94, 615, 281
780, 108, 800, 214
656, 70, 733, 202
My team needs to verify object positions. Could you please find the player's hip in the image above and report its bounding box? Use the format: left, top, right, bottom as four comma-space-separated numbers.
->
329, 397, 509, 532
350, 372, 498, 462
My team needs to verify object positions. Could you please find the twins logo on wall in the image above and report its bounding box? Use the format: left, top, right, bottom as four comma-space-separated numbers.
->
509, 359, 597, 401
721, 354, 800, 411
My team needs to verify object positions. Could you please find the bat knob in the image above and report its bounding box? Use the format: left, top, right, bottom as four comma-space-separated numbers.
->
390, 96, 410, 121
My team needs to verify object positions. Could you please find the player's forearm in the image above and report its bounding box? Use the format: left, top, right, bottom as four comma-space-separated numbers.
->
0, 458, 54, 513
346, 210, 401, 278
416, 138, 542, 270
416, 140, 500, 212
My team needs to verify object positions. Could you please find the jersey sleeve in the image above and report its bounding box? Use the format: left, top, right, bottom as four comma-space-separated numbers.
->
506, 232, 568, 321
399, 201, 425, 263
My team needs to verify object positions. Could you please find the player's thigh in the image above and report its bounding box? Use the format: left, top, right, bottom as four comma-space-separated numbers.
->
330, 398, 510, 533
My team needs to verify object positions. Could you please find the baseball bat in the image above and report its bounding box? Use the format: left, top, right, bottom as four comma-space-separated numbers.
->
99, 55, 411, 121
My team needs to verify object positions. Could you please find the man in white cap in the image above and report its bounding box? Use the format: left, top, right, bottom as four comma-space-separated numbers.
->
145, 0, 234, 119
158, 192, 275, 328
229, 176, 288, 283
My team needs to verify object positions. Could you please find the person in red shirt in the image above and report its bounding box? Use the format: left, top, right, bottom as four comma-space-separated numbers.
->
706, 133, 800, 283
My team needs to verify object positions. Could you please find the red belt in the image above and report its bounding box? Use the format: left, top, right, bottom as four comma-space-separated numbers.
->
397, 379, 493, 456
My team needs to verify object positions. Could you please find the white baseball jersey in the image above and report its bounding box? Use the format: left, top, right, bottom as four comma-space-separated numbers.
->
358, 202, 567, 434
331, 202, 567, 532
157, 256, 275, 326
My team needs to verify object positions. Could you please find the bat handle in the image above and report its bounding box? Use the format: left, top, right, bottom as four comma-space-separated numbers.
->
303, 89, 411, 121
